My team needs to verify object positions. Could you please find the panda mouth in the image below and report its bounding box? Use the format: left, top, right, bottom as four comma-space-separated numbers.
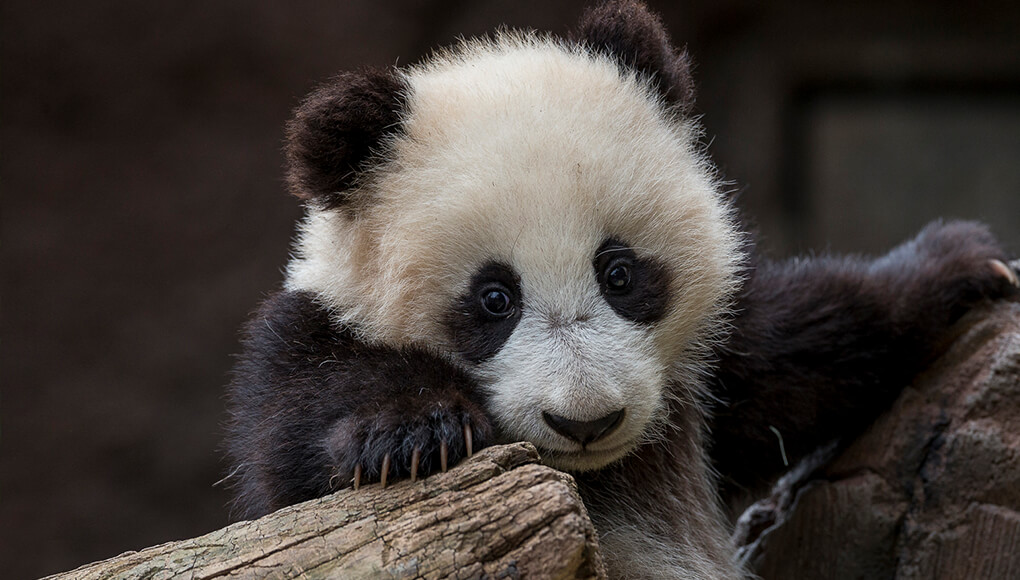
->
534, 439, 637, 471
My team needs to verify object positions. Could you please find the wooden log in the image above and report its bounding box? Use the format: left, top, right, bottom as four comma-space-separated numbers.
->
734, 301, 1020, 579
46, 442, 606, 580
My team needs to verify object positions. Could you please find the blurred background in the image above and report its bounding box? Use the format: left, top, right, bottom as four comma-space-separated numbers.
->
2, 0, 1018, 577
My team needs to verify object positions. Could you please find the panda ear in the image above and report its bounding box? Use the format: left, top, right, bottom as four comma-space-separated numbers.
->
574, 0, 696, 112
285, 69, 406, 209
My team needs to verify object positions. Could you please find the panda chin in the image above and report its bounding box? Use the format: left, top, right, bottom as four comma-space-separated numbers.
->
535, 440, 638, 472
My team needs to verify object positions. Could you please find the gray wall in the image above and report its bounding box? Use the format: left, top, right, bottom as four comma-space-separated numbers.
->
3, 1, 1018, 577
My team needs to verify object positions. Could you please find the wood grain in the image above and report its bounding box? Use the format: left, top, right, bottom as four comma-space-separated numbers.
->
46, 442, 606, 580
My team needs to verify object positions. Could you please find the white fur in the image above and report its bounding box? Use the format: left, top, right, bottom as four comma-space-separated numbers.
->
477, 297, 667, 470
285, 33, 742, 472
591, 470, 742, 579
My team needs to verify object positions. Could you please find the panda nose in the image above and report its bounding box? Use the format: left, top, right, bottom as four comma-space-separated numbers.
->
542, 409, 625, 446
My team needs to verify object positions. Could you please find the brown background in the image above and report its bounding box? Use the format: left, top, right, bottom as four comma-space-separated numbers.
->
2, 1, 1018, 578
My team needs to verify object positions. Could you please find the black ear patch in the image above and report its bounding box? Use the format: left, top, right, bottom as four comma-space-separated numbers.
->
285, 69, 407, 210
574, 0, 696, 112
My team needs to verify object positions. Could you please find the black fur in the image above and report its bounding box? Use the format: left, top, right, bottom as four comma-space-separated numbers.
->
445, 262, 523, 364
594, 238, 671, 324
574, 0, 696, 112
708, 220, 1017, 499
285, 68, 406, 210
226, 291, 491, 518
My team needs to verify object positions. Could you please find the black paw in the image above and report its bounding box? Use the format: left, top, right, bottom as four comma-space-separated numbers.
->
323, 388, 492, 490
883, 220, 1019, 310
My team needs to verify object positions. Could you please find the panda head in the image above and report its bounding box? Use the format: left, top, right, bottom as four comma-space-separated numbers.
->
284, 0, 742, 471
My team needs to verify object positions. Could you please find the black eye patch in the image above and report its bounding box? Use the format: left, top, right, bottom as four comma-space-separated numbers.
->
446, 262, 523, 364
594, 239, 670, 324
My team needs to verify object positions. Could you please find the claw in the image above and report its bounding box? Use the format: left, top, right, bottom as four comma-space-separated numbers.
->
353, 463, 362, 491
440, 439, 449, 473
464, 423, 474, 458
380, 453, 391, 489
410, 446, 421, 482
990, 259, 1020, 287
999, 258, 1020, 285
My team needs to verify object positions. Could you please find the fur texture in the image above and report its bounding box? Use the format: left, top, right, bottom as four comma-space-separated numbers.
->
710, 220, 1018, 499
229, 291, 491, 516
285, 69, 407, 210
226, 2, 1019, 578
574, 0, 697, 112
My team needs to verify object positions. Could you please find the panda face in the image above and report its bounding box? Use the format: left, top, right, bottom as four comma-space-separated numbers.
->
285, 35, 742, 471
457, 241, 672, 470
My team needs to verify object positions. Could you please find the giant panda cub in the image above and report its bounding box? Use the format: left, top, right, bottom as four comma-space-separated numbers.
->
226, 1, 1020, 577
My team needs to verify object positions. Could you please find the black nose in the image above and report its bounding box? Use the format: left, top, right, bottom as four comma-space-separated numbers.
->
542, 409, 625, 446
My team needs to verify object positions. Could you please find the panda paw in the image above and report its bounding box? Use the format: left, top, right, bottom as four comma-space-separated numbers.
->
989, 258, 1020, 288
896, 220, 1020, 304
323, 388, 492, 490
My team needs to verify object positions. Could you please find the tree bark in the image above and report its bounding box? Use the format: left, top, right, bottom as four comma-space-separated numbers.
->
734, 301, 1020, 579
46, 442, 606, 580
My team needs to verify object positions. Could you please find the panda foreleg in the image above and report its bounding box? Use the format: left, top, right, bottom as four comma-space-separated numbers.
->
709, 219, 1019, 498
226, 291, 493, 518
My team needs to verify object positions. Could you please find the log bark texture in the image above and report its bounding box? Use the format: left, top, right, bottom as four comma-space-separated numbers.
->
46, 442, 606, 580
734, 301, 1020, 579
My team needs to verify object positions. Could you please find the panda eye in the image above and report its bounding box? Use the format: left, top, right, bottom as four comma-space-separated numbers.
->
593, 238, 670, 324
480, 285, 514, 318
448, 262, 522, 364
605, 262, 632, 293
